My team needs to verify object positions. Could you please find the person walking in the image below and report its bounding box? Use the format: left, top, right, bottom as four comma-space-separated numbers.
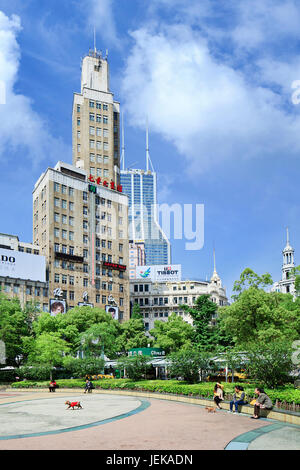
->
213, 382, 224, 409
229, 385, 247, 413
251, 387, 273, 419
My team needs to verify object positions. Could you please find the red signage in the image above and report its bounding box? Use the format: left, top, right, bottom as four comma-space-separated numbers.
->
88, 175, 122, 193
103, 261, 126, 271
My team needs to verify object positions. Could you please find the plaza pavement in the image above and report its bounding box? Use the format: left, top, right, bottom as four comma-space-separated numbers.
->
0, 390, 299, 450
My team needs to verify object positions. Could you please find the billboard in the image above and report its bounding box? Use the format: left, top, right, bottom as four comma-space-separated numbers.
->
50, 299, 66, 316
0, 248, 46, 282
105, 305, 119, 320
135, 264, 182, 282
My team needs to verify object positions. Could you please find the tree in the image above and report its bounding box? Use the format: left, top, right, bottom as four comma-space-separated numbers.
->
219, 287, 300, 347
232, 268, 273, 300
115, 318, 152, 355
150, 313, 194, 354
116, 355, 153, 381
27, 332, 70, 379
245, 340, 294, 388
62, 356, 105, 378
168, 349, 214, 383
0, 293, 32, 366
131, 303, 143, 320
290, 265, 300, 296
79, 322, 119, 359
182, 295, 220, 351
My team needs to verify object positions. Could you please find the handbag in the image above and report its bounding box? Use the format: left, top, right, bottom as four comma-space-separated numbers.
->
250, 399, 256, 406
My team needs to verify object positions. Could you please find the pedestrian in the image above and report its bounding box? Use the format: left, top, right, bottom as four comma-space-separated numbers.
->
251, 387, 273, 419
213, 382, 224, 409
49, 379, 57, 392
84, 379, 94, 393
229, 385, 247, 413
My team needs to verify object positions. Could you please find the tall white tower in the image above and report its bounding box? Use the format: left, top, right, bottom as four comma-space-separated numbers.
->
281, 227, 295, 294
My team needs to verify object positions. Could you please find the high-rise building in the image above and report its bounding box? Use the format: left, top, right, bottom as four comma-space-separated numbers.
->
32, 48, 130, 320
72, 49, 120, 184
32, 161, 129, 320
120, 127, 171, 266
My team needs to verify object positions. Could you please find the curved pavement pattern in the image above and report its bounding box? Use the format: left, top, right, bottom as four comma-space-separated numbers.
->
0, 391, 299, 450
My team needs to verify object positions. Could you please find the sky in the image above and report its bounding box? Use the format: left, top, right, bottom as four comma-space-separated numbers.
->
0, 0, 300, 300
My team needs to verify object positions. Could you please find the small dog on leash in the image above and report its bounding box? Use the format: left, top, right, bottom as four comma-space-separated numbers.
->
65, 400, 83, 410
205, 406, 216, 413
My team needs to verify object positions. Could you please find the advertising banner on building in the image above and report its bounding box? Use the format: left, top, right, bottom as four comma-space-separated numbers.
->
50, 299, 66, 316
135, 264, 182, 282
0, 248, 46, 282
105, 305, 119, 320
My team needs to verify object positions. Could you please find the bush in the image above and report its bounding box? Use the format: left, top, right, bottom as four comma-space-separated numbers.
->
116, 356, 153, 381
0, 369, 16, 383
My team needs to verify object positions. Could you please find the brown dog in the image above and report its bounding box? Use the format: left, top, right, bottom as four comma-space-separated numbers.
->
205, 406, 216, 413
65, 400, 83, 410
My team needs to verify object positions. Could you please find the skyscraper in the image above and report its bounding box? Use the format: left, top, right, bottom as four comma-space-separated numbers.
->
32, 48, 130, 320
120, 128, 171, 266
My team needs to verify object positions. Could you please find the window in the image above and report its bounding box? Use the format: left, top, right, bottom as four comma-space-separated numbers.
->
119, 284, 124, 293
69, 231, 74, 241
103, 156, 109, 164
54, 197, 60, 207
89, 100, 94, 108
103, 128, 109, 138
62, 229, 67, 239
83, 235, 88, 244
69, 202, 74, 211
77, 105, 80, 112
69, 291, 74, 300
61, 185, 67, 194
90, 167, 95, 175
77, 144, 81, 153
96, 102, 101, 109
61, 200, 67, 209
103, 142, 109, 151
96, 114, 101, 123
96, 128, 101, 136
103, 169, 109, 177
97, 168, 102, 177
54, 273, 60, 283
103, 104, 108, 111
69, 216, 74, 226
102, 295, 106, 304
77, 118, 80, 126
69, 187, 74, 197
83, 278, 88, 287
83, 249, 88, 258
54, 228, 59, 238
62, 214, 67, 224
90, 140, 95, 149
83, 206, 88, 215
54, 213, 60, 222
97, 154, 103, 163
83, 192, 88, 201
89, 113, 95, 121
103, 116, 108, 124
96, 294, 100, 303
54, 182, 60, 192
90, 153, 95, 163
62, 275, 67, 284
83, 264, 88, 273
96, 141, 102, 150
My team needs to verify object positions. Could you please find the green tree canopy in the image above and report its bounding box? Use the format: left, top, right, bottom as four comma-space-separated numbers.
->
115, 317, 152, 355
150, 313, 194, 354
182, 295, 220, 351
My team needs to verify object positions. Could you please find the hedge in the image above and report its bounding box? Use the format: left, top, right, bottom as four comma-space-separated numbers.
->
10, 379, 300, 405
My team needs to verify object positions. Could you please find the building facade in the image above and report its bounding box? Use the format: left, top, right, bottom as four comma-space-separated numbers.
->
32, 161, 130, 320
0, 233, 48, 310
131, 260, 228, 332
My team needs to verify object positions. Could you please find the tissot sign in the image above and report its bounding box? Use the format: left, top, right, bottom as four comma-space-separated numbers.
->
0, 248, 46, 282
136, 264, 181, 282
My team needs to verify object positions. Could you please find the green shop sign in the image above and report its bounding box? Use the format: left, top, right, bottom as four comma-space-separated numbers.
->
128, 348, 165, 357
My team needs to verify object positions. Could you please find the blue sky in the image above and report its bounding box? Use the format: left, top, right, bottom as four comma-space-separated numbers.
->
0, 0, 300, 300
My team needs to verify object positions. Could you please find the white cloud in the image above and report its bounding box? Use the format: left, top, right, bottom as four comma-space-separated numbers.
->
84, 0, 120, 50
0, 11, 69, 167
121, 23, 300, 175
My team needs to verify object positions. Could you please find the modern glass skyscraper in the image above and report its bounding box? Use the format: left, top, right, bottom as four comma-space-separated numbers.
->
120, 168, 171, 265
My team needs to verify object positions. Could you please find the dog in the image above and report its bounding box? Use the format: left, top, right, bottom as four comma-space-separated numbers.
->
205, 406, 216, 413
65, 400, 83, 410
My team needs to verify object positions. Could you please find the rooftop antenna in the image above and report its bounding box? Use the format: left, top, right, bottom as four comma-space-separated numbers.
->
121, 111, 125, 171
145, 117, 154, 172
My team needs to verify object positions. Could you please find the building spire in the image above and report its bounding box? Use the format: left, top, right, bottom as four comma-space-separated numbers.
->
145, 118, 154, 172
